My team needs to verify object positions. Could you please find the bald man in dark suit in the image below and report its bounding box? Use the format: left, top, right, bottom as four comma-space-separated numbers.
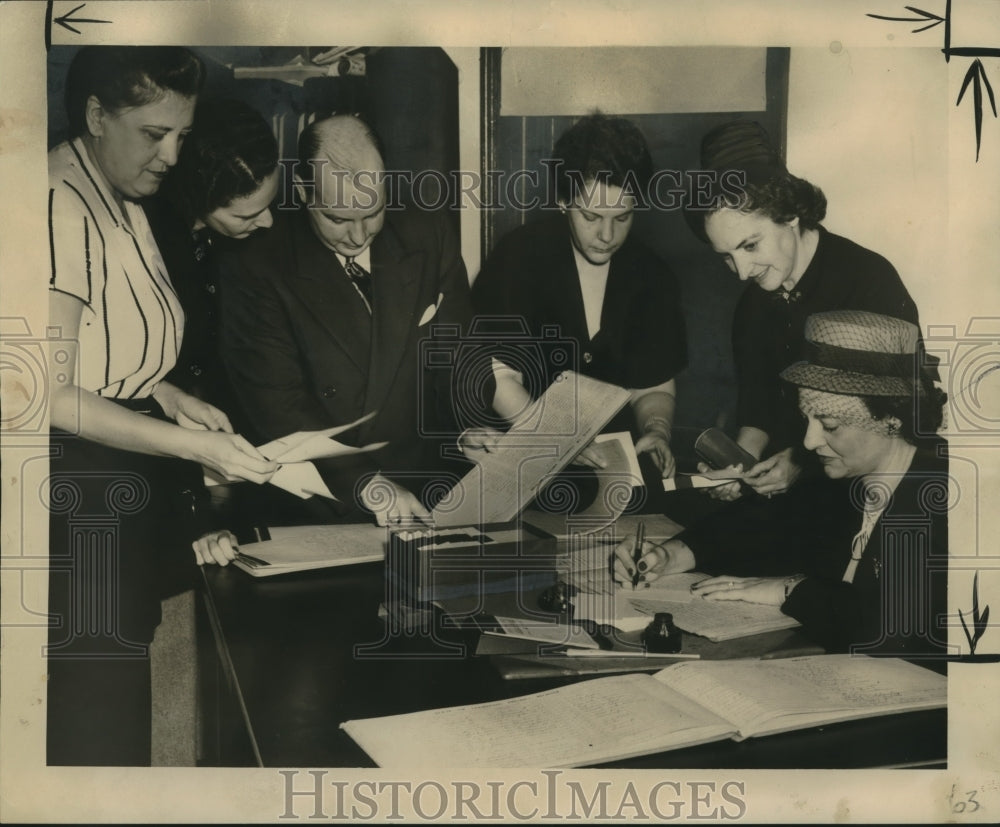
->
218, 115, 475, 525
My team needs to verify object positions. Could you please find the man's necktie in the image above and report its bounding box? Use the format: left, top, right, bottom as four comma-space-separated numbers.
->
344, 257, 373, 313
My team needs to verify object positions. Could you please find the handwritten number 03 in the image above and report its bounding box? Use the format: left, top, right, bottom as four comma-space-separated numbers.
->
950, 787, 981, 814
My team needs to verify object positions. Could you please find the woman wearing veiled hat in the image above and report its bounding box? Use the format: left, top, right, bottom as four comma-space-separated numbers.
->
684, 121, 926, 501
615, 311, 949, 663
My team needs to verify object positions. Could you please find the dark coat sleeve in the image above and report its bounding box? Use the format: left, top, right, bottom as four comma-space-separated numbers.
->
781, 447, 949, 662
617, 246, 687, 389
216, 227, 382, 503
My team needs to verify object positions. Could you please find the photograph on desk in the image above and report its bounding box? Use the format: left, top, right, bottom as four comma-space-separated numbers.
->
2, 0, 999, 824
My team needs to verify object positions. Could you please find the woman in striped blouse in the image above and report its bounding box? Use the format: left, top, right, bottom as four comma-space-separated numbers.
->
47, 46, 277, 765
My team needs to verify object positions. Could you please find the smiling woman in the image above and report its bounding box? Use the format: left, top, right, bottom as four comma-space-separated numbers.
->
683, 120, 925, 501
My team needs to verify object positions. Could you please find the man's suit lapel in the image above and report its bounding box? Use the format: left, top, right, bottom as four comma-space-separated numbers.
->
287, 214, 372, 374
366, 217, 423, 413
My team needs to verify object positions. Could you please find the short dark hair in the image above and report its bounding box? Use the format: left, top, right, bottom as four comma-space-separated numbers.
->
860, 375, 948, 444
689, 171, 828, 242
551, 113, 654, 205
65, 46, 205, 138
166, 99, 278, 225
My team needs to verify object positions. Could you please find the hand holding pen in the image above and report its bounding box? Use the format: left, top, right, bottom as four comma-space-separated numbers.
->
631, 522, 645, 590
612, 532, 698, 587
610, 522, 647, 587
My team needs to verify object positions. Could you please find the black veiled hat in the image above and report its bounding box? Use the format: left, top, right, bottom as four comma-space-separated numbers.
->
780, 310, 923, 397
684, 120, 788, 242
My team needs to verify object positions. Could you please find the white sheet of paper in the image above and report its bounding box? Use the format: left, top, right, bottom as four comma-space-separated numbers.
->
204, 412, 381, 496
256, 411, 382, 462
259, 430, 386, 463
662, 469, 745, 492
269, 461, 337, 500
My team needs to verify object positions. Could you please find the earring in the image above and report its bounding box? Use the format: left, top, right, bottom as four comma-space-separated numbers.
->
886, 419, 901, 436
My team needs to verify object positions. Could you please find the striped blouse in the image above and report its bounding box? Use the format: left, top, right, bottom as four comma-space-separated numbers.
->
48, 138, 184, 399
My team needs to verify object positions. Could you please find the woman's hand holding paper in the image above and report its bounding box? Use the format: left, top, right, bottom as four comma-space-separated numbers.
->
569, 440, 610, 469
635, 430, 675, 478
188, 431, 278, 484
458, 427, 503, 459
697, 462, 744, 501
741, 447, 801, 497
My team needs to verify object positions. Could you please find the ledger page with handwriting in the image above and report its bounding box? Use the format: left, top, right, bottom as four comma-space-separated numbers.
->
340, 655, 945, 768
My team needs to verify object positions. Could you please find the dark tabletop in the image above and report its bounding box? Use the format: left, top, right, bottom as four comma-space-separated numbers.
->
199, 561, 946, 769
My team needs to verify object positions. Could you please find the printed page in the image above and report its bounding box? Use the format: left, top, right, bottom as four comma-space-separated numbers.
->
340, 672, 736, 767
592, 431, 643, 485
656, 655, 947, 739
432, 372, 631, 526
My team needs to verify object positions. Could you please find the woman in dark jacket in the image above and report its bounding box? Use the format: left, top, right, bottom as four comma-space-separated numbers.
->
685, 121, 924, 501
472, 113, 687, 485
149, 97, 280, 421
616, 310, 949, 664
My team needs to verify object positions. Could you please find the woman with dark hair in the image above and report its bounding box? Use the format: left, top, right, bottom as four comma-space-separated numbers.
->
615, 311, 949, 663
47, 47, 276, 765
685, 121, 923, 500
472, 113, 686, 481
149, 98, 280, 411
143, 98, 282, 573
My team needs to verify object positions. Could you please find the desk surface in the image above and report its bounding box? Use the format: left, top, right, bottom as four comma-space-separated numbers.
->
199, 561, 946, 769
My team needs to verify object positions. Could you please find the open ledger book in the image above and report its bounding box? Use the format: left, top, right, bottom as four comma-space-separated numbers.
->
340, 655, 945, 768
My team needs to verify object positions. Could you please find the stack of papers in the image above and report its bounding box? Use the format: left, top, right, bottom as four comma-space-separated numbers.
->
232, 523, 388, 578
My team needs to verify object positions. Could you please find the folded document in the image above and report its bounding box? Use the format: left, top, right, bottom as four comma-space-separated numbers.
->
204, 412, 386, 500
